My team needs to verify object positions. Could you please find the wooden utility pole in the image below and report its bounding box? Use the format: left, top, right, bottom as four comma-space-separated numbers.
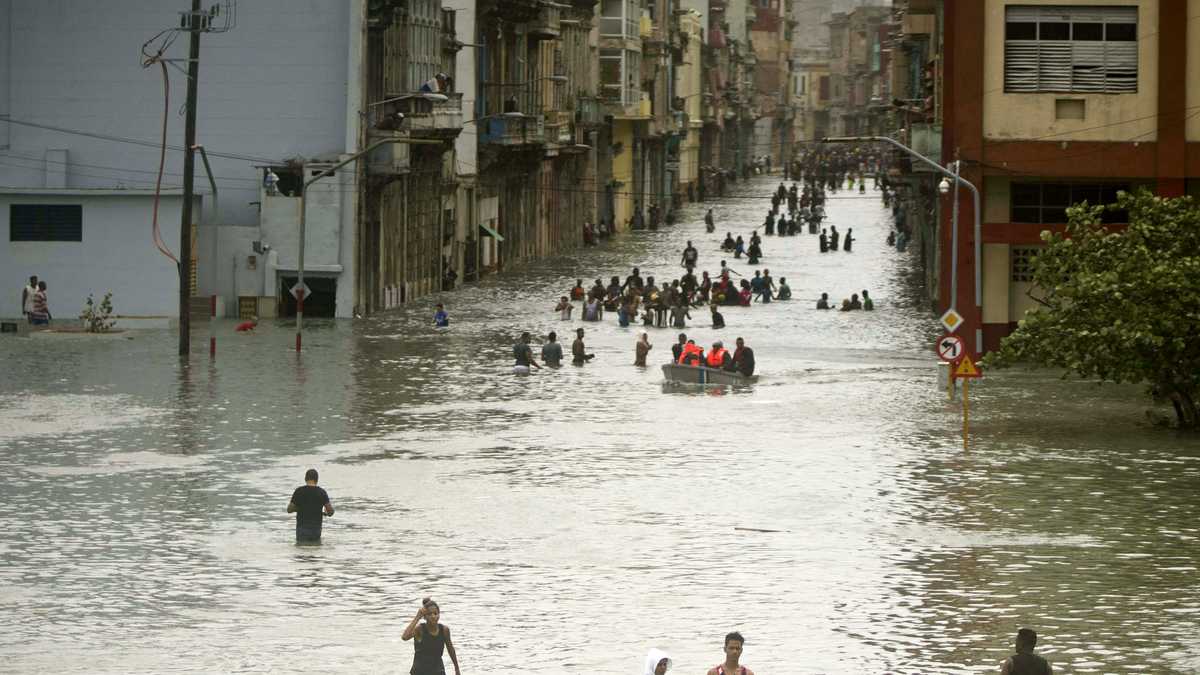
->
178, 0, 202, 355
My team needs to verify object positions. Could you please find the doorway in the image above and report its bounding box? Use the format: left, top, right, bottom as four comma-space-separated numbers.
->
279, 276, 337, 318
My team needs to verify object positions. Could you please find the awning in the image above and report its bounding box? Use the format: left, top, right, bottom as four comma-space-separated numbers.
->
479, 222, 504, 242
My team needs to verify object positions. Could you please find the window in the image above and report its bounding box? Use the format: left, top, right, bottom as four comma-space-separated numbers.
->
10, 204, 82, 242
1010, 182, 1129, 224
1004, 6, 1137, 93
1011, 247, 1040, 282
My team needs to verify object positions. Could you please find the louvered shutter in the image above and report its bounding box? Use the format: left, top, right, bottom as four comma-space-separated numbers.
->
1004, 5, 1138, 94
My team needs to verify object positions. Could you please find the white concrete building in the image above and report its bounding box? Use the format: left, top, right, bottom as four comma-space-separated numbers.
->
0, 0, 364, 320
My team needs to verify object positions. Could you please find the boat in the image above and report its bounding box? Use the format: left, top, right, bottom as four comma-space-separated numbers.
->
661, 362, 758, 386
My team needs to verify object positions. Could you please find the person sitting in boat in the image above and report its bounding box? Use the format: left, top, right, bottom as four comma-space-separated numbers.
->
817, 292, 832, 310
731, 336, 755, 376
722, 232, 736, 251
706, 341, 732, 369
570, 279, 585, 301
555, 296, 573, 320
672, 333, 687, 363
775, 278, 792, 301
678, 339, 705, 366
583, 297, 602, 321
710, 304, 725, 329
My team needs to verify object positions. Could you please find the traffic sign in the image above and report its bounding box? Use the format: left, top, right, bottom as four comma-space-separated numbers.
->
290, 281, 312, 301
953, 353, 982, 379
937, 334, 965, 362
940, 307, 964, 333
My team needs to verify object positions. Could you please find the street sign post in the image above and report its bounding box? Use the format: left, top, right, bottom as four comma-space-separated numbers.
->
290, 282, 312, 301
940, 307, 965, 333
952, 354, 982, 449
937, 334, 965, 362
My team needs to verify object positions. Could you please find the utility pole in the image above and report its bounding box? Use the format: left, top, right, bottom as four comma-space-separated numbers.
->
178, 0, 202, 356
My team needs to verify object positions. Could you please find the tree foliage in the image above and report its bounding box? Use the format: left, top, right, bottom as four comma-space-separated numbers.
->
984, 189, 1200, 428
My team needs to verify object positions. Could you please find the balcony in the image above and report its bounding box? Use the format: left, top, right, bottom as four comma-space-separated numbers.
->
544, 110, 574, 144
479, 114, 546, 147
575, 96, 605, 128
377, 92, 464, 138
529, 4, 560, 39
908, 122, 942, 170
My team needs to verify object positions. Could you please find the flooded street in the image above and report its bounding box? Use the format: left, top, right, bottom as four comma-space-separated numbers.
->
2, 174, 1199, 674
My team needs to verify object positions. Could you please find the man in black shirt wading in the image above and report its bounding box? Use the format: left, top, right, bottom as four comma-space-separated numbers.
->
288, 468, 334, 544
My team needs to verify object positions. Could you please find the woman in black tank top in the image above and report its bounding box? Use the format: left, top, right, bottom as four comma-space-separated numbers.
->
402, 598, 461, 675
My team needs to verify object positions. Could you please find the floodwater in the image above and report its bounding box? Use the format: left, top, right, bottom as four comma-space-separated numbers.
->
1, 175, 1198, 674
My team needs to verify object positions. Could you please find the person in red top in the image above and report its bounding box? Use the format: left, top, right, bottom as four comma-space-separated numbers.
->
235, 316, 258, 332
707, 631, 754, 675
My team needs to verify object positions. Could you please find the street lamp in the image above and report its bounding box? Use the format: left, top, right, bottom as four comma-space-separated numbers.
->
294, 136, 444, 352
823, 134, 982, 354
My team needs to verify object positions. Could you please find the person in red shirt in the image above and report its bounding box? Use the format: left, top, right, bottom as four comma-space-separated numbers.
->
235, 316, 258, 332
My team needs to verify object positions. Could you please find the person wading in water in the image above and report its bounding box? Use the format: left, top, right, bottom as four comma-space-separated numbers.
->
706, 631, 754, 675
402, 598, 461, 675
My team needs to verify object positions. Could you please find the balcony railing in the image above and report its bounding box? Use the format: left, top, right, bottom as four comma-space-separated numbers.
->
479, 114, 545, 146
376, 92, 464, 137
575, 96, 604, 127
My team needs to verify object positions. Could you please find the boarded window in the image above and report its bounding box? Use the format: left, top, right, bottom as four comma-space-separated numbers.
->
10, 204, 83, 242
1004, 6, 1138, 94
1010, 182, 1130, 224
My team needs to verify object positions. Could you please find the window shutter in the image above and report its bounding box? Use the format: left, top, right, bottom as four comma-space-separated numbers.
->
1005, 41, 1039, 92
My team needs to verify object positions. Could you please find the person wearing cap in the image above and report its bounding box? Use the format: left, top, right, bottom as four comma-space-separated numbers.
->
287, 468, 333, 544
571, 327, 594, 365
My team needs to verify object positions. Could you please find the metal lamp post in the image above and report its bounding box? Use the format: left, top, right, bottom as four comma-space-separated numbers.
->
295, 136, 443, 352
822, 135, 982, 354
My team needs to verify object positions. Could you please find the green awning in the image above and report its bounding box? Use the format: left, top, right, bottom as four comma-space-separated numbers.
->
479, 222, 504, 242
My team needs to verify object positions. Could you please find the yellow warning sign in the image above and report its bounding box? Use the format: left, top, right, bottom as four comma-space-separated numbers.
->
954, 354, 982, 379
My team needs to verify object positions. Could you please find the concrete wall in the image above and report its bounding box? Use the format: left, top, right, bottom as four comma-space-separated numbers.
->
0, 192, 191, 318
982, 0, 1160, 141
0, 1, 351, 227
196, 222, 263, 312
1189, 0, 1200, 141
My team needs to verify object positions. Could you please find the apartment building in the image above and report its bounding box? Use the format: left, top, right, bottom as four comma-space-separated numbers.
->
943, 0, 1200, 352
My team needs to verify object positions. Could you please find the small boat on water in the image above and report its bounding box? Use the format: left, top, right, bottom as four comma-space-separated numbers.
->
661, 363, 758, 386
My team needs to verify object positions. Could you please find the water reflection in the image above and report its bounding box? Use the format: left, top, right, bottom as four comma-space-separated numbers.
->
0, 175, 1197, 673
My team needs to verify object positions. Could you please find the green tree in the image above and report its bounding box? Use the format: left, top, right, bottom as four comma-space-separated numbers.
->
984, 189, 1200, 429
